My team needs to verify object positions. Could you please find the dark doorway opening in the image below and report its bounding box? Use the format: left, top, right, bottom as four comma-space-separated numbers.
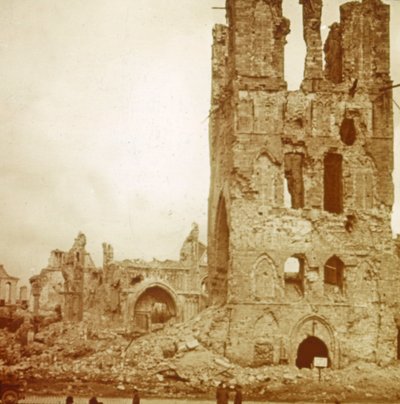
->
296, 336, 329, 368
397, 328, 400, 360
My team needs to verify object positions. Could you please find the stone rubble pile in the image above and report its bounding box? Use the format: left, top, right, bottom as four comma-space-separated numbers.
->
1, 308, 400, 401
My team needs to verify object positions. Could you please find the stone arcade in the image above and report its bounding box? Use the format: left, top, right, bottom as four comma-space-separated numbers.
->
207, 0, 400, 368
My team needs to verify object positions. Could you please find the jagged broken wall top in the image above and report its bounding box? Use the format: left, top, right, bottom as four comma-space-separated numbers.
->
220, 0, 391, 86
208, 0, 396, 307
210, 0, 393, 211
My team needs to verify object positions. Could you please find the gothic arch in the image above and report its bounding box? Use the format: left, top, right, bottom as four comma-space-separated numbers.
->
128, 280, 179, 331
200, 275, 209, 296
5, 282, 12, 303
255, 148, 280, 165
252, 310, 280, 366
252, 152, 282, 206
212, 193, 230, 305
290, 314, 339, 368
251, 254, 280, 300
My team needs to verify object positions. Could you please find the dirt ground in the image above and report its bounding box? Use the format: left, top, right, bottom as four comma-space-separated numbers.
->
23, 361, 400, 403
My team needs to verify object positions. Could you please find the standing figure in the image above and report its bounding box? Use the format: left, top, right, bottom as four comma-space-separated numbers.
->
234, 385, 243, 404
216, 382, 229, 404
65, 396, 74, 404
88, 397, 103, 404
132, 387, 140, 404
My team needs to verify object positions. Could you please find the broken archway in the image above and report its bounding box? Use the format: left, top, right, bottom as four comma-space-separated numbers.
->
133, 284, 177, 332
296, 336, 330, 368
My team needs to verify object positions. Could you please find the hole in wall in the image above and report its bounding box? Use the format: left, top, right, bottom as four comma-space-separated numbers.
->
345, 214, 356, 232
283, 177, 292, 208
340, 118, 356, 145
284, 153, 304, 209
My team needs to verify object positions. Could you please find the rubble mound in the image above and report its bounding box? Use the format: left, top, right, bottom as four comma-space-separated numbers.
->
2, 307, 400, 402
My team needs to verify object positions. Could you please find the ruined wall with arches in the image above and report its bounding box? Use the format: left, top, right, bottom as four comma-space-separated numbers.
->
208, 0, 400, 368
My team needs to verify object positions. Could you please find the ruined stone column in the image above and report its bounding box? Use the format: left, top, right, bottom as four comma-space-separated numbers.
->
300, 0, 323, 84
102, 242, 114, 269
29, 275, 42, 316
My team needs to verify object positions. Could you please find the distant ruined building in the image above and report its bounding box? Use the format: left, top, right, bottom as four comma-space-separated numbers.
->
0, 265, 27, 307
33, 225, 207, 331
207, 0, 400, 368
102, 223, 208, 330
30, 233, 98, 321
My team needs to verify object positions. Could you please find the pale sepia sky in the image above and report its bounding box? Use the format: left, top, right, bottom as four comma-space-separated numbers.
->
0, 0, 399, 284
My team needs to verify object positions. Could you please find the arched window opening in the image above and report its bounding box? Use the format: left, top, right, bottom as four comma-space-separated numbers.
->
324, 256, 344, 290
296, 336, 330, 369
340, 118, 356, 145
324, 153, 343, 213
284, 153, 304, 209
213, 196, 230, 305
5, 282, 12, 304
201, 277, 209, 296
284, 256, 304, 296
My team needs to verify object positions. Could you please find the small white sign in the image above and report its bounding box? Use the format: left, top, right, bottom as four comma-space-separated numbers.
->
313, 356, 328, 368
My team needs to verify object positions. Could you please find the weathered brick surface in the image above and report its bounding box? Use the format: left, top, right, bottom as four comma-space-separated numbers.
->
208, 0, 400, 368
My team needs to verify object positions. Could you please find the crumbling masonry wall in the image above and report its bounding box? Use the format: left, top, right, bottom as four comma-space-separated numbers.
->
32, 225, 208, 332
31, 233, 101, 321
208, 0, 400, 368
103, 224, 208, 331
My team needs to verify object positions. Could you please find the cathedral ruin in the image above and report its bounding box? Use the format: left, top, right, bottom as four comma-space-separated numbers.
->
31, 225, 208, 332
207, 0, 400, 368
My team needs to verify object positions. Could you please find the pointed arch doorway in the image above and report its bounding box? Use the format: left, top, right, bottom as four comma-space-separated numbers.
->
296, 336, 330, 368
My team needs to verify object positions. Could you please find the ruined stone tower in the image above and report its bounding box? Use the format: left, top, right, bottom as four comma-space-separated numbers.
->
208, 0, 400, 368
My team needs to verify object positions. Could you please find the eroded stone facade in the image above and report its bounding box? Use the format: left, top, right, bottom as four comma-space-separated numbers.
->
208, 0, 400, 368
102, 223, 208, 331
31, 232, 99, 320
33, 225, 208, 331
